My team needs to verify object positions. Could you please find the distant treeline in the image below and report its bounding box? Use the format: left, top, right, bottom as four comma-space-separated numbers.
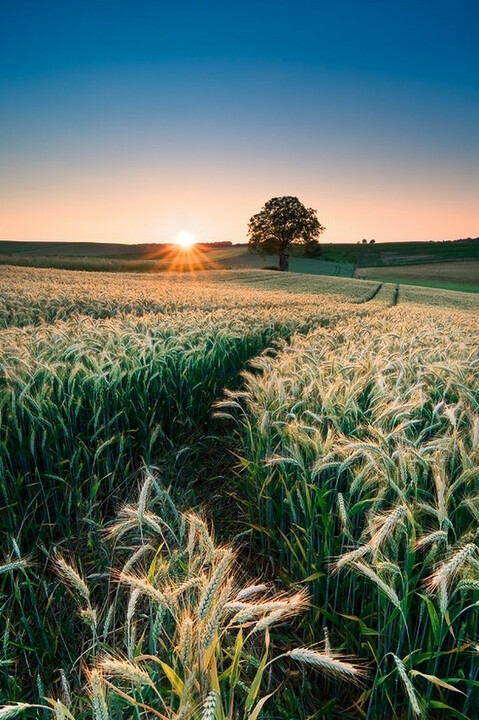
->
136, 241, 233, 250
197, 241, 233, 247
0, 240, 234, 258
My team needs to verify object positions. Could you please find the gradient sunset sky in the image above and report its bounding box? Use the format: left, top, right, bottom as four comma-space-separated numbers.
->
1, 1, 478, 245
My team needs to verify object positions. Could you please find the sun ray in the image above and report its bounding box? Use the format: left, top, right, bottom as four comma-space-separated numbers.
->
175, 231, 196, 249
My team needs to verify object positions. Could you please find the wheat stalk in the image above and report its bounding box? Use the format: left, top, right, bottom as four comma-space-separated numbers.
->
0, 559, 29, 576
198, 550, 233, 620
234, 583, 268, 601
284, 648, 364, 681
391, 655, 421, 717
54, 555, 90, 603
100, 657, 156, 689
425, 542, 477, 590
349, 561, 402, 609
118, 571, 168, 606
0, 704, 35, 719
201, 691, 218, 720
85, 668, 108, 720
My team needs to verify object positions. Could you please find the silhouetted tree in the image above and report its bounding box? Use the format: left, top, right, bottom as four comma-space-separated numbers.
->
370, 238, 376, 244
248, 196, 324, 271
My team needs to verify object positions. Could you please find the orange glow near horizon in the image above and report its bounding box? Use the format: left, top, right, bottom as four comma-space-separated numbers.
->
175, 230, 196, 248
138, 239, 224, 276
1, 165, 478, 245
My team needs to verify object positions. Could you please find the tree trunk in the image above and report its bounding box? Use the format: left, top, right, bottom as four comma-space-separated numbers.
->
279, 253, 289, 271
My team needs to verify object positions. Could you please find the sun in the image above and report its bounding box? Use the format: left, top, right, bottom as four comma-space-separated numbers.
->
175, 230, 196, 249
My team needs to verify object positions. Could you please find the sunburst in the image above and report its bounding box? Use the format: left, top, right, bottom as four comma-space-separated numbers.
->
175, 231, 196, 249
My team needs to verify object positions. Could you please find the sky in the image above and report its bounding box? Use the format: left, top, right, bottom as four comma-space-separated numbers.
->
1, 0, 478, 245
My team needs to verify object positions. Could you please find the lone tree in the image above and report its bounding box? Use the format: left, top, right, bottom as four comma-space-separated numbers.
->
247, 196, 325, 271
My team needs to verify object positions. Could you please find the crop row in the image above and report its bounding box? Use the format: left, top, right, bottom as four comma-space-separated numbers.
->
223, 303, 479, 717
0, 303, 353, 547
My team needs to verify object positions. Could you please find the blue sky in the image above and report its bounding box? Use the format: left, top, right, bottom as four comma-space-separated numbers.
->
1, 0, 478, 243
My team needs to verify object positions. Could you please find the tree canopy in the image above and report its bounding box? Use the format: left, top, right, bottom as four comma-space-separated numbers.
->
247, 196, 325, 270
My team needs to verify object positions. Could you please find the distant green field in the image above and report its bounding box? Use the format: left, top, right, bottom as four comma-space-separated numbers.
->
357, 259, 479, 293
232, 253, 354, 276
322, 239, 479, 267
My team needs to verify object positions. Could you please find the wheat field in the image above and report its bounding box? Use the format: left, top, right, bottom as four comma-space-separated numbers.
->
222, 303, 479, 717
1, 264, 478, 719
